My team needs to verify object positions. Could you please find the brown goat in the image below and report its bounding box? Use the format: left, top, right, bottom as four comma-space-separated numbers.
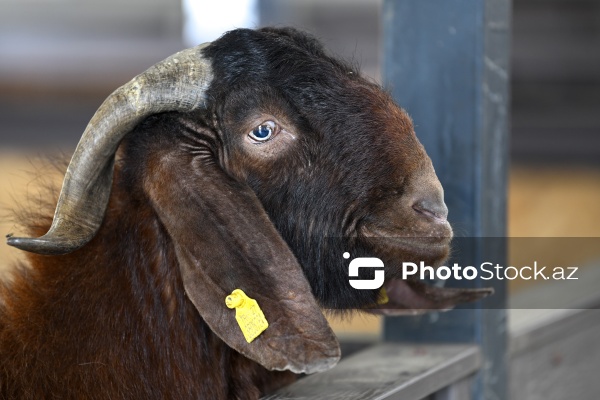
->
1, 27, 490, 399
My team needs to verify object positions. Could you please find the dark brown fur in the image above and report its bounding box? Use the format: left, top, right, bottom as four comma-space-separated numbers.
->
0, 151, 295, 399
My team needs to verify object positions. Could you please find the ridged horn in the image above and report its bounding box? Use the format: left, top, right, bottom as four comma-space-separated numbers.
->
7, 43, 213, 255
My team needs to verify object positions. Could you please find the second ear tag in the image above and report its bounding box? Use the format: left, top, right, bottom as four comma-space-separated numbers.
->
225, 289, 269, 343
377, 287, 389, 305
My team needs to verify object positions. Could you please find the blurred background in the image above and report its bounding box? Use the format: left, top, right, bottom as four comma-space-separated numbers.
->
1, 0, 599, 339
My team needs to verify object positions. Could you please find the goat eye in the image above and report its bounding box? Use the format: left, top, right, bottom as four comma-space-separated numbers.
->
249, 121, 276, 142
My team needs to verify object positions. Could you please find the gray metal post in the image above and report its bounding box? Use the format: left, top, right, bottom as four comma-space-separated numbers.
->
382, 1, 511, 400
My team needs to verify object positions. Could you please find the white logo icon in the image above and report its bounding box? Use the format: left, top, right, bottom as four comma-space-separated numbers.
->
345, 252, 385, 290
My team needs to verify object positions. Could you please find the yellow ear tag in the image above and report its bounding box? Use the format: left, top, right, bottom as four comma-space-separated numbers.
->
225, 289, 269, 343
377, 287, 389, 305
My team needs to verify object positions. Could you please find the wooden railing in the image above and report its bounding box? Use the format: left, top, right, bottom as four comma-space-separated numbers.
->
262, 344, 480, 400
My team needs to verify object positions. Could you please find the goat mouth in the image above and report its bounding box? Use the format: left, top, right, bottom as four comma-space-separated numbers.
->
348, 226, 490, 315
363, 278, 493, 316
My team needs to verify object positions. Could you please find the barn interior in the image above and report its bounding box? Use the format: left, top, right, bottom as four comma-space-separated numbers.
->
1, 1, 599, 398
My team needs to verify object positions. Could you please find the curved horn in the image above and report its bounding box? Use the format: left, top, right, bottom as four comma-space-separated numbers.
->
7, 43, 213, 255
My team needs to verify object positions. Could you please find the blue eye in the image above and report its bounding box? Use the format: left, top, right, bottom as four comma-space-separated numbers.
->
249, 122, 276, 142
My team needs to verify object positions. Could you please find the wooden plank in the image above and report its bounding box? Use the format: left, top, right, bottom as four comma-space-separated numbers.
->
509, 309, 600, 400
381, 1, 510, 399
428, 376, 474, 400
509, 262, 600, 355
508, 263, 600, 400
261, 344, 481, 400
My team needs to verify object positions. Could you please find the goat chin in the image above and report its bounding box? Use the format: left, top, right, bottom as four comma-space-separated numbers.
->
1, 27, 491, 399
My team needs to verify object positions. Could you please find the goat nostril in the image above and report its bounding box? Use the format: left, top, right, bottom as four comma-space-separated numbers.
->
412, 198, 448, 222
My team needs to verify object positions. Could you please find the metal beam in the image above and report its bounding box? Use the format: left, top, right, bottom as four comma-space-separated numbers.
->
382, 1, 511, 399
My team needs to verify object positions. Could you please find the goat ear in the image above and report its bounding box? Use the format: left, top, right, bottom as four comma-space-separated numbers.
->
143, 139, 340, 374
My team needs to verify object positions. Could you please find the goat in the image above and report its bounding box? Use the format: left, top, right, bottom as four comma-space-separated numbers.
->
1, 27, 491, 399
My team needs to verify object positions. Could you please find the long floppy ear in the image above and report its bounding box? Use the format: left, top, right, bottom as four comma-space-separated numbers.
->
143, 134, 340, 374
